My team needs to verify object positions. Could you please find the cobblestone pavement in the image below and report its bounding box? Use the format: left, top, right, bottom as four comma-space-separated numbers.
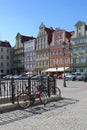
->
0, 80, 87, 130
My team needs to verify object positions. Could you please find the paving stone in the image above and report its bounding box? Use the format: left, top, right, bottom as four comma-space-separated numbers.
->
0, 80, 87, 130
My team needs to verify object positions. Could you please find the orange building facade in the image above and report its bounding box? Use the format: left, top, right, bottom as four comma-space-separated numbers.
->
50, 28, 72, 71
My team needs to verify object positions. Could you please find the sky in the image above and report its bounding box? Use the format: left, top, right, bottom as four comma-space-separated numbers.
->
0, 0, 87, 47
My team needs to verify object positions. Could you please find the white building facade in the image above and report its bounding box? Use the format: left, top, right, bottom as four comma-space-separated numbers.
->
24, 39, 36, 73
0, 41, 13, 75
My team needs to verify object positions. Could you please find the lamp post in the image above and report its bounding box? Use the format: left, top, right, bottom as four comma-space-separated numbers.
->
62, 41, 66, 87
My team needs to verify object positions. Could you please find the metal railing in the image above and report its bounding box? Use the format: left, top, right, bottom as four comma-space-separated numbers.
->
0, 76, 56, 105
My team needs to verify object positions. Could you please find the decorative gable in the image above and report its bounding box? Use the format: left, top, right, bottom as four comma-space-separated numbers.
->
14, 33, 35, 49
75, 21, 85, 27
71, 21, 87, 39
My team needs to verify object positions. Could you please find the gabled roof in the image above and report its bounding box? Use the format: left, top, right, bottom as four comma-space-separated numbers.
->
75, 21, 85, 26
21, 35, 36, 43
75, 21, 87, 31
85, 25, 87, 30
65, 31, 72, 41
0, 40, 11, 47
45, 27, 54, 44
39, 23, 54, 44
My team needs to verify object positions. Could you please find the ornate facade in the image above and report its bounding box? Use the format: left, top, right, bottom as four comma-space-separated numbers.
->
13, 33, 35, 74
71, 21, 87, 72
24, 38, 36, 73
36, 23, 54, 74
0, 40, 13, 75
50, 28, 72, 69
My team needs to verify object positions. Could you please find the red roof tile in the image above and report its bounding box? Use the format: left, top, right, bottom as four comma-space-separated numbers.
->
85, 25, 87, 30
45, 27, 54, 44
65, 31, 72, 41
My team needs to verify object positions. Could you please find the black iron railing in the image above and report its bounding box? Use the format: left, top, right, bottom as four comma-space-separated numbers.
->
0, 76, 56, 105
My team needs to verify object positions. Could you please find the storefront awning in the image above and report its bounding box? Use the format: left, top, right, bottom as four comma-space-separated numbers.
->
42, 67, 70, 72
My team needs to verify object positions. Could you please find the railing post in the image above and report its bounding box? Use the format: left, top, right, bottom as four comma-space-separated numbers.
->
0, 80, 1, 96
11, 78, 15, 104
47, 76, 50, 97
54, 77, 56, 95
28, 77, 31, 92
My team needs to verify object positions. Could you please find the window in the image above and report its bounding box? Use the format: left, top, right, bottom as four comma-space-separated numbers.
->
62, 48, 65, 54
42, 44, 44, 49
46, 60, 48, 65
46, 52, 48, 57
73, 58, 76, 63
39, 61, 41, 66
78, 32, 82, 37
55, 40, 58, 46
58, 59, 60, 64
79, 57, 83, 63
7, 62, 9, 66
74, 39, 86, 44
54, 33, 58, 39
62, 58, 64, 63
60, 40, 63, 45
1, 69, 4, 73
51, 59, 53, 64
65, 58, 68, 63
30, 57, 32, 61
65, 48, 68, 53
1, 55, 3, 59
51, 51, 53, 56
30, 52, 33, 56
1, 48, 3, 52
7, 70, 9, 74
78, 26, 81, 30
7, 49, 9, 52
39, 44, 41, 49
54, 50, 56, 55
36, 54, 38, 58
79, 48, 82, 53
42, 61, 44, 66
1, 62, 3, 67
42, 52, 44, 57
60, 32, 63, 38
72, 49, 76, 54
85, 47, 87, 53
86, 56, 87, 62
58, 50, 61, 55
7, 56, 9, 59
53, 59, 56, 64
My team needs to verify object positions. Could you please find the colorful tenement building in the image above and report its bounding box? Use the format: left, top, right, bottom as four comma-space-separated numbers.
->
1, 20, 87, 75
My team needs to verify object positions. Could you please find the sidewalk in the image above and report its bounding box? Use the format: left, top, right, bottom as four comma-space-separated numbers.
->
0, 94, 62, 113
0, 80, 87, 130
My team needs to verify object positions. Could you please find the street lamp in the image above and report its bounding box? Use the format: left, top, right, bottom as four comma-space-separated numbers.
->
62, 41, 66, 87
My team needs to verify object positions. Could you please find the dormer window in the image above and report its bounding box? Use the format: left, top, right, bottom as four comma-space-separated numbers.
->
78, 32, 82, 37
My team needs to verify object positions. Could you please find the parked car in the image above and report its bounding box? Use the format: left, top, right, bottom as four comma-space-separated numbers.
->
18, 73, 32, 79
3, 74, 13, 79
13, 75, 19, 79
65, 73, 76, 81
75, 72, 84, 81
62, 73, 70, 78
31, 74, 40, 79
81, 72, 87, 82
75, 72, 82, 81
56, 75, 63, 79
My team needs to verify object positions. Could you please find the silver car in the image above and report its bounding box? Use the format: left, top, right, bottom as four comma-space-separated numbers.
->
65, 73, 76, 81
